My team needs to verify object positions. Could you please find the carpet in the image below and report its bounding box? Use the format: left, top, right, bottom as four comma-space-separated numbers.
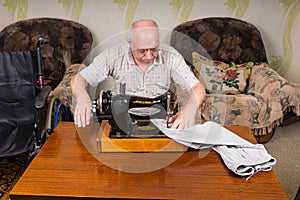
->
0, 154, 28, 200
264, 120, 300, 200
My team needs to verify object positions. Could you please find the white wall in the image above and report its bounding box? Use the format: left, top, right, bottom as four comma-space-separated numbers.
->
0, 0, 299, 83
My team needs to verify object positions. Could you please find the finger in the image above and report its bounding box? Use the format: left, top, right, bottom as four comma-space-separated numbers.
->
178, 123, 187, 130
85, 107, 91, 125
171, 120, 180, 129
80, 109, 87, 127
74, 108, 80, 126
168, 116, 175, 123
74, 114, 78, 126
77, 111, 83, 127
182, 120, 195, 129
75, 107, 85, 127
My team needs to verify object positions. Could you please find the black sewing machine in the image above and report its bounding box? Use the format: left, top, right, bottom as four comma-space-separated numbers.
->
92, 85, 177, 139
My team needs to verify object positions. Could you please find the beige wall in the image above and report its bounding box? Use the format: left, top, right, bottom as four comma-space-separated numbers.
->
0, 0, 299, 83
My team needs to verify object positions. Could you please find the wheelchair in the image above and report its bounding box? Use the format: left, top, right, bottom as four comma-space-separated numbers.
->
0, 18, 93, 163
0, 38, 52, 162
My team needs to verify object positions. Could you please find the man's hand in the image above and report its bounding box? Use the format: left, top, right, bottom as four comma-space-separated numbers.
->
167, 82, 206, 129
74, 94, 92, 127
168, 104, 197, 129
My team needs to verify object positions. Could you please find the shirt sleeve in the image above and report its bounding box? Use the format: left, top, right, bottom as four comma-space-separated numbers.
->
79, 54, 109, 87
167, 46, 199, 92
79, 43, 128, 87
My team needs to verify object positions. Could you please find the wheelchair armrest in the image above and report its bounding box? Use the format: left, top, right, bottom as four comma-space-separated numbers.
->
35, 86, 52, 109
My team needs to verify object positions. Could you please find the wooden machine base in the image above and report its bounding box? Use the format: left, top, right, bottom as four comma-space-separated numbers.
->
97, 120, 187, 152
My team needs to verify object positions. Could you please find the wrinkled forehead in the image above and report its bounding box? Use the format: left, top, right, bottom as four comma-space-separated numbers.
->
130, 27, 160, 49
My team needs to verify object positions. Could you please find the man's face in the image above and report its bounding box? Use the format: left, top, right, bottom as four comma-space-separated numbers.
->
129, 27, 160, 66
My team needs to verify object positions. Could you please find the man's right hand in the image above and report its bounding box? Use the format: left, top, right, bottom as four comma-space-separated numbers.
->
74, 95, 92, 127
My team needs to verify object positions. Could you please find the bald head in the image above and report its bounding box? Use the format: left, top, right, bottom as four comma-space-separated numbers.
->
128, 19, 160, 49
131, 19, 158, 29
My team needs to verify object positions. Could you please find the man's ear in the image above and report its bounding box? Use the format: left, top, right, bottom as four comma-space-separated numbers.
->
127, 39, 134, 49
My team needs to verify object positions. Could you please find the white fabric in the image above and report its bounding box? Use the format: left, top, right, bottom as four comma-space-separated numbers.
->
151, 119, 276, 179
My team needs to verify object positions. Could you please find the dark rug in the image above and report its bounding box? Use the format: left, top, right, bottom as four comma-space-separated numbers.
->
0, 154, 28, 200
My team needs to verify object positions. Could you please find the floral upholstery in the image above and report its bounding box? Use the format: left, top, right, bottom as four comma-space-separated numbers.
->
0, 17, 93, 107
192, 52, 254, 94
170, 17, 300, 138
247, 63, 300, 122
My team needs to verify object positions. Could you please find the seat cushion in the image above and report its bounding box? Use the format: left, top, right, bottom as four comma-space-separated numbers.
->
200, 93, 265, 127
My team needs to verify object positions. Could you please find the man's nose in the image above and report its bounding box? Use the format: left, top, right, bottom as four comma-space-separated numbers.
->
144, 49, 154, 59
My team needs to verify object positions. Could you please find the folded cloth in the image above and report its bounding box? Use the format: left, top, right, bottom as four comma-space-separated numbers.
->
213, 145, 276, 179
151, 119, 276, 179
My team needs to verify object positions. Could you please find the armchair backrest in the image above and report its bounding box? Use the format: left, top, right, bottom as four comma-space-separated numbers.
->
170, 17, 268, 65
0, 17, 93, 89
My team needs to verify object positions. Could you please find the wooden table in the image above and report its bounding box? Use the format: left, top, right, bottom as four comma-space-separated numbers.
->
10, 122, 288, 200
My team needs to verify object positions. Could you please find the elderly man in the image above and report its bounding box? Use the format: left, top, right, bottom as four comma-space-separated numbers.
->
71, 19, 206, 129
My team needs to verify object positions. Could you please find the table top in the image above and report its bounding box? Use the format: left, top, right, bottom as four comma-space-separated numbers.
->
10, 122, 287, 200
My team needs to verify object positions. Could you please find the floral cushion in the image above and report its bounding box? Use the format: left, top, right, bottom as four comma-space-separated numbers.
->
192, 52, 254, 94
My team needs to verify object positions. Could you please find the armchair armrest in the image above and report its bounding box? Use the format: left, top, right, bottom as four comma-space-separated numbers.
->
247, 63, 300, 116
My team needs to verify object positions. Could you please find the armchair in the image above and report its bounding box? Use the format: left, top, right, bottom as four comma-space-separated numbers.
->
170, 17, 300, 142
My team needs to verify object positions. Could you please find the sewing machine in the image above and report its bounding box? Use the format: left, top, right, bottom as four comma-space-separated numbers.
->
92, 87, 177, 139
